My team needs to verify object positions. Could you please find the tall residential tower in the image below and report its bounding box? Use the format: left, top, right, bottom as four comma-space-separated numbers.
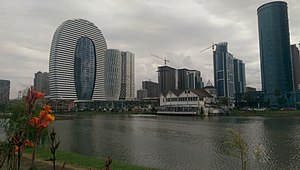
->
158, 66, 176, 94
119, 51, 135, 100
142, 80, 159, 98
34, 71, 50, 96
105, 49, 122, 101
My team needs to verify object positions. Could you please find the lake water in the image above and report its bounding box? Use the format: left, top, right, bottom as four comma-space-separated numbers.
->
47, 115, 300, 170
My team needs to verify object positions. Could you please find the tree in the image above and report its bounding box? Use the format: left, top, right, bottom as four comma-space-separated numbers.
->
223, 128, 262, 170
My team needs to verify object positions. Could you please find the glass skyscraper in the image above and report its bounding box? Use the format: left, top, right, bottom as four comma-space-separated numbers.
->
233, 59, 246, 94
257, 1, 293, 94
213, 42, 234, 98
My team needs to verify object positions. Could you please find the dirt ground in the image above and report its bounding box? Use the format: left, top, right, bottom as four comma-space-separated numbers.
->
2, 154, 89, 170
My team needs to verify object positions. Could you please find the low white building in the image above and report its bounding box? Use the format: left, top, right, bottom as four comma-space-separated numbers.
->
159, 89, 218, 115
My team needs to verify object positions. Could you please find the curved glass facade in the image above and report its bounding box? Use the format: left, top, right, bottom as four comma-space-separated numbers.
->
257, 1, 293, 94
74, 37, 96, 100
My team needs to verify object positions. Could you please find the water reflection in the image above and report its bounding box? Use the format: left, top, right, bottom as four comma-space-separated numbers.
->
47, 116, 300, 169
262, 118, 300, 169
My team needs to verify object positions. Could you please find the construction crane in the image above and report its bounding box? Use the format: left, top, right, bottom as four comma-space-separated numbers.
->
200, 43, 217, 54
151, 54, 169, 66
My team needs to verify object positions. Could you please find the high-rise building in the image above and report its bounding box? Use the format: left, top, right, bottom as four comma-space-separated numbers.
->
291, 44, 300, 91
177, 69, 204, 90
34, 71, 50, 96
105, 49, 122, 101
119, 51, 135, 100
142, 80, 159, 98
137, 89, 148, 99
0, 80, 10, 103
233, 59, 246, 94
158, 66, 176, 94
257, 1, 293, 94
213, 42, 234, 98
177, 68, 189, 90
49, 19, 107, 100
187, 70, 204, 89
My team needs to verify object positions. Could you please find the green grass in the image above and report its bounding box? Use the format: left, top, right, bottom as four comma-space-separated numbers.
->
27, 147, 157, 170
229, 110, 300, 117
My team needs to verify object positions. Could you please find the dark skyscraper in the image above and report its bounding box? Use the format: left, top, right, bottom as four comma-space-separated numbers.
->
177, 68, 189, 90
177, 69, 204, 90
158, 66, 176, 94
213, 42, 234, 98
257, 1, 293, 94
142, 80, 159, 98
233, 59, 246, 94
291, 44, 300, 91
0, 79, 10, 103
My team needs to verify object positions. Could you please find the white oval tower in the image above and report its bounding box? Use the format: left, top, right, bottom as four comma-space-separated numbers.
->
49, 19, 107, 100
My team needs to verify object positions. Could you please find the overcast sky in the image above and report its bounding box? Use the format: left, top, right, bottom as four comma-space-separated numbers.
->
0, 0, 299, 99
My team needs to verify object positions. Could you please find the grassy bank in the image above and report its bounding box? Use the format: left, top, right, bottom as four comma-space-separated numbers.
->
26, 147, 157, 170
229, 110, 300, 117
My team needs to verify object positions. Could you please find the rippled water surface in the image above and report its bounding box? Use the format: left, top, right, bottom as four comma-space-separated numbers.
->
51, 115, 300, 170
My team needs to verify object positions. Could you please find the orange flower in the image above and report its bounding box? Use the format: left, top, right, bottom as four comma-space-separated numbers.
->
43, 105, 53, 113
30, 117, 39, 126
15, 145, 19, 152
43, 105, 50, 110
24, 140, 34, 147
24, 87, 44, 106
45, 114, 55, 121
37, 122, 49, 129
36, 91, 44, 99
31, 105, 55, 131
39, 110, 47, 117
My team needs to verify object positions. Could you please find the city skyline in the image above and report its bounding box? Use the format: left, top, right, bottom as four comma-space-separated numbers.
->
0, 0, 299, 99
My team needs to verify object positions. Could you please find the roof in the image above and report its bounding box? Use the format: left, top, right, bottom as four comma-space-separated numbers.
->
161, 89, 212, 98
172, 89, 183, 96
190, 89, 213, 97
206, 80, 214, 87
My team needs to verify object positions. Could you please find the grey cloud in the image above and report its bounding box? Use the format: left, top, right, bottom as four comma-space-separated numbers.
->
0, 0, 299, 98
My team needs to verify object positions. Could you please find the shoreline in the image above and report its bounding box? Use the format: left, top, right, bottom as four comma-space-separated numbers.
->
55, 110, 300, 118
229, 110, 300, 117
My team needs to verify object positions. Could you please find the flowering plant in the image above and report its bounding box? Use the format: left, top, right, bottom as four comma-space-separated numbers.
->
0, 86, 55, 169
